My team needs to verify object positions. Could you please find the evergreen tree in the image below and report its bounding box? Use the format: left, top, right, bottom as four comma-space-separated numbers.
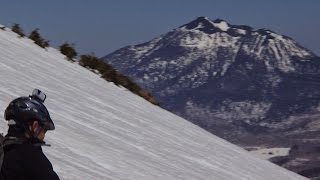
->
11, 24, 25, 37
29, 29, 49, 48
59, 42, 78, 61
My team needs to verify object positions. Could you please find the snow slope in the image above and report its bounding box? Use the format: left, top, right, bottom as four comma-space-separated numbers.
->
0, 27, 306, 179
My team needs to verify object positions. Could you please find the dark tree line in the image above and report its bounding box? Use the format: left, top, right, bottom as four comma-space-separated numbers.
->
79, 54, 159, 105
11, 24, 49, 48
7, 23, 158, 105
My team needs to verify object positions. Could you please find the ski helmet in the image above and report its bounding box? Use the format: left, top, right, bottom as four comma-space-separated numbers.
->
4, 90, 55, 131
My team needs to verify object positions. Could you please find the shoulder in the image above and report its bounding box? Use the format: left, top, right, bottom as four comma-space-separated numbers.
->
19, 143, 49, 163
16, 143, 59, 179
9, 142, 42, 154
2, 140, 59, 180
3, 143, 41, 163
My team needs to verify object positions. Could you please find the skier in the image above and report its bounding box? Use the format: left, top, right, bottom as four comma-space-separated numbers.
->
0, 89, 60, 180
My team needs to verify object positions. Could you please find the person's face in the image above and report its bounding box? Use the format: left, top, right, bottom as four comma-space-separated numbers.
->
29, 121, 47, 141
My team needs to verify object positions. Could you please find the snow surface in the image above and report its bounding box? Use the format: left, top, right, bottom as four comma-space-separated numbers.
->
236, 29, 247, 35
179, 30, 240, 50
213, 21, 230, 31
200, 17, 230, 31
185, 101, 272, 122
0, 27, 307, 179
248, 148, 290, 160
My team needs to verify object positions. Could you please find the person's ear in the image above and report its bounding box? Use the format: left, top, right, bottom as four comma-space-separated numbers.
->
31, 121, 39, 131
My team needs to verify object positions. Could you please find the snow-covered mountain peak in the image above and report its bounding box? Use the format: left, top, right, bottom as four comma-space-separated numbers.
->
103, 16, 320, 110
104, 17, 318, 89
176, 17, 315, 73
178, 17, 312, 57
180, 17, 230, 33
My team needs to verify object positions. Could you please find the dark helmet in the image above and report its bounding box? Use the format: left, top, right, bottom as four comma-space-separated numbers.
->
4, 92, 55, 131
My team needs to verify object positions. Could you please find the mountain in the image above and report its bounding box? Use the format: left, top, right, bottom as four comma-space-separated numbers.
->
102, 17, 320, 179
0, 24, 307, 179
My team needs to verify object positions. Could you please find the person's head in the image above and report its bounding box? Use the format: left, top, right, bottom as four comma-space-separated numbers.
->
25, 120, 48, 141
4, 89, 55, 141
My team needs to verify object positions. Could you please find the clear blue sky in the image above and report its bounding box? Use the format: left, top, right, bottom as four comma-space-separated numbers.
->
0, 0, 319, 57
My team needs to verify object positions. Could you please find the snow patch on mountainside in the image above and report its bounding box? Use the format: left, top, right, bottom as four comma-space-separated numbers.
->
186, 101, 271, 122
213, 21, 230, 31
129, 37, 163, 59
248, 147, 291, 160
236, 29, 247, 35
179, 30, 240, 50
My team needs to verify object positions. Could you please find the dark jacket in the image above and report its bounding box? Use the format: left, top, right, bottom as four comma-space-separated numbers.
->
0, 137, 59, 180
